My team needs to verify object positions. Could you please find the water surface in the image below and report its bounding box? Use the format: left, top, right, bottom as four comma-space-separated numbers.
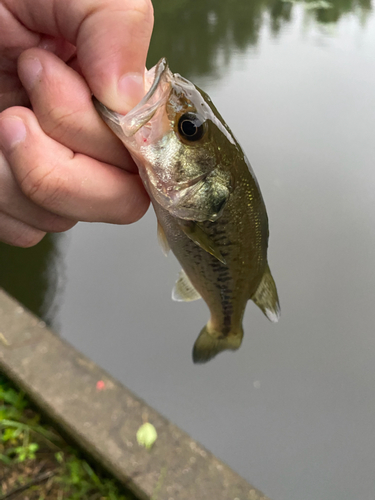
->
2, 2, 375, 499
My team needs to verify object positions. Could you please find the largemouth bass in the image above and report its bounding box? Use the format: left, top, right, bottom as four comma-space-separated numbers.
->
93, 58, 280, 364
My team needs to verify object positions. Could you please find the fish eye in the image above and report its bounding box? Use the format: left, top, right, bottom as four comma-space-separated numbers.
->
178, 113, 205, 142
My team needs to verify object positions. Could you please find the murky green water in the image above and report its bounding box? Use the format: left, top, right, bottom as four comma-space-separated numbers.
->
2, 1, 375, 499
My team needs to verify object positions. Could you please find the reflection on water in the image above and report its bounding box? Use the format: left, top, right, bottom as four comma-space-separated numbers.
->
148, 0, 293, 76
303, 0, 371, 23
148, 0, 372, 77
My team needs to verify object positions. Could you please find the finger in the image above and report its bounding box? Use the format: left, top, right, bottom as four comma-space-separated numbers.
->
0, 5, 77, 111
0, 151, 77, 233
0, 5, 76, 63
37, 35, 76, 62
18, 48, 135, 172
5, 0, 154, 112
0, 110, 149, 224
0, 211, 46, 248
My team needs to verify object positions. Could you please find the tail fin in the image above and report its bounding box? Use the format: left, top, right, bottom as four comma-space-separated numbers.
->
192, 324, 243, 364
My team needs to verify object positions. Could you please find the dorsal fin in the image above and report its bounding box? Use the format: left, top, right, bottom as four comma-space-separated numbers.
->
172, 269, 201, 302
157, 220, 170, 256
251, 264, 280, 323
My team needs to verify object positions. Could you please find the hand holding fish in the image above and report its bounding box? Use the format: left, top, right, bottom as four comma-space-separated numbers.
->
0, 0, 153, 246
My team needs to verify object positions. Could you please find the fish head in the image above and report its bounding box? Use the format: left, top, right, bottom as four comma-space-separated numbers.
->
93, 58, 236, 222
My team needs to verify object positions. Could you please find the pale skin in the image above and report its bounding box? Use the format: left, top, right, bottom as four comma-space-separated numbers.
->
0, 0, 154, 247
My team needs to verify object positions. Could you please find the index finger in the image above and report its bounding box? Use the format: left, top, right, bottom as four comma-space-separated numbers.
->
4, 0, 154, 112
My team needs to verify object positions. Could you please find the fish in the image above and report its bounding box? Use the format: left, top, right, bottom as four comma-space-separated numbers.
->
93, 58, 280, 364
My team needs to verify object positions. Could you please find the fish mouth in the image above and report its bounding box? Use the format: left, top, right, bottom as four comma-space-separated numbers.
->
93, 58, 172, 139
121, 58, 172, 137
142, 58, 169, 104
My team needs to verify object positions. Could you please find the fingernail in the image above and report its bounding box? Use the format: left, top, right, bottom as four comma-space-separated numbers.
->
0, 117, 27, 152
19, 57, 43, 91
117, 73, 144, 112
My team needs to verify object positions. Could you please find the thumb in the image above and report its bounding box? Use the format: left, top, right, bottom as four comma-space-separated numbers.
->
8, 0, 154, 113
76, 0, 154, 112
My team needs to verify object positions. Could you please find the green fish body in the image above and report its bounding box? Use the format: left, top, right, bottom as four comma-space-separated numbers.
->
93, 58, 280, 363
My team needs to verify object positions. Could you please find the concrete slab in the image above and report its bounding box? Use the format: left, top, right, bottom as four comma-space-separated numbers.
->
0, 289, 271, 500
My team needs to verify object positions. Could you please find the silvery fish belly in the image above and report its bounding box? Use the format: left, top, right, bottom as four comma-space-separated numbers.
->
93, 58, 280, 364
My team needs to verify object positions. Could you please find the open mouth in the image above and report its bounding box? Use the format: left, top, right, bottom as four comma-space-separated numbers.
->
92, 58, 172, 140
142, 58, 169, 103
123, 58, 171, 137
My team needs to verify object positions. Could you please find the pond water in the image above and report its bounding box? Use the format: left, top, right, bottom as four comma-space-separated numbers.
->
2, 1, 375, 499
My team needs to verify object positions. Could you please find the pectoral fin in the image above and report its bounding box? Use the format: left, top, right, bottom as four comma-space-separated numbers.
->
251, 264, 280, 322
157, 220, 170, 256
172, 269, 201, 302
178, 221, 226, 265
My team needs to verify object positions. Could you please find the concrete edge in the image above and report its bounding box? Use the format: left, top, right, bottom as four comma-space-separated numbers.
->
0, 289, 271, 500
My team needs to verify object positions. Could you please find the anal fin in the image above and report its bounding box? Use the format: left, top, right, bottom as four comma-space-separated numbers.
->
252, 264, 280, 323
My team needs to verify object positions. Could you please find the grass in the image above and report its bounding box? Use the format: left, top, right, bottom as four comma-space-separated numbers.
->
0, 372, 138, 500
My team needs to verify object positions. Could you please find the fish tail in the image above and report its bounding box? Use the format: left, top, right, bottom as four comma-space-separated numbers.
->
192, 323, 243, 364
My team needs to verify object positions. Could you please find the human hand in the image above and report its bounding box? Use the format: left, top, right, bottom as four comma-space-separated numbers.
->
0, 0, 153, 247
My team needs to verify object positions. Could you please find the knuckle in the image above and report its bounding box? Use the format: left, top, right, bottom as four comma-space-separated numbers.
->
127, 0, 154, 34
20, 164, 67, 210
43, 107, 82, 141
108, 0, 154, 20
46, 217, 77, 233
12, 229, 45, 248
128, 199, 149, 224
131, 0, 154, 18
118, 189, 149, 225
